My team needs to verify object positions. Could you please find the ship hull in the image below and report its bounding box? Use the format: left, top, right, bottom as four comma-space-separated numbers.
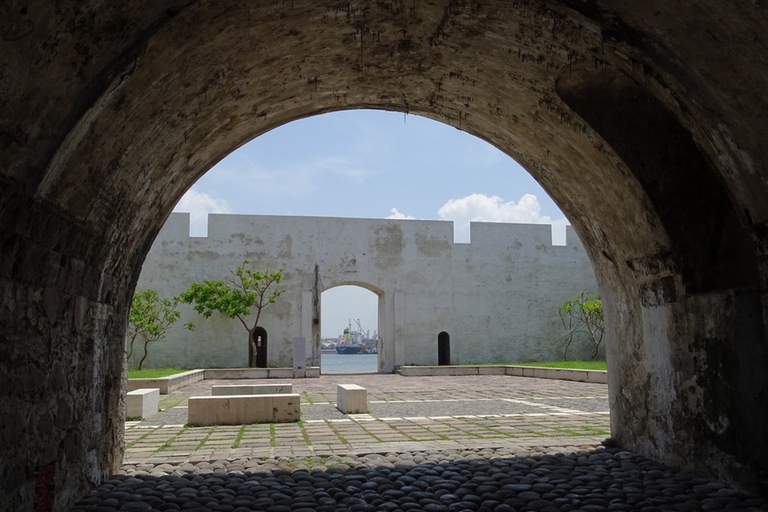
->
336, 346, 363, 354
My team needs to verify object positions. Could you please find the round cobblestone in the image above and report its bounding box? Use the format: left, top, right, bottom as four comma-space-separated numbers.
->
71, 448, 766, 511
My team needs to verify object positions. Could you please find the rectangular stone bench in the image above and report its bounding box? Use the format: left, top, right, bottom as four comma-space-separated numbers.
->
126, 388, 159, 419
127, 369, 205, 394
187, 393, 300, 425
336, 384, 367, 414
211, 383, 292, 396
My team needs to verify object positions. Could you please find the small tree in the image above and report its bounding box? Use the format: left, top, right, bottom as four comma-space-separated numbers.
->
557, 291, 604, 360
127, 289, 194, 370
179, 260, 283, 367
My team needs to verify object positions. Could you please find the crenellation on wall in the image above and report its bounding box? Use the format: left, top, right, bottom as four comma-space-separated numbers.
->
565, 225, 584, 249
175, 214, 588, 250
135, 213, 599, 370
157, 212, 193, 242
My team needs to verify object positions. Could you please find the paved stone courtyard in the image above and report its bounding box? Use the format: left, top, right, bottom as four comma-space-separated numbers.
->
123, 374, 611, 468
68, 374, 768, 510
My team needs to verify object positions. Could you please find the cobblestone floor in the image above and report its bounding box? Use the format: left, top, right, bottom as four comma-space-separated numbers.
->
70, 375, 768, 510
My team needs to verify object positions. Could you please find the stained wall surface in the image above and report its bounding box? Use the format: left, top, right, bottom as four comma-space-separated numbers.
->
135, 214, 598, 370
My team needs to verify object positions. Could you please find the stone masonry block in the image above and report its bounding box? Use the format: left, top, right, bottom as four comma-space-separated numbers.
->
126, 388, 160, 419
187, 393, 300, 425
337, 384, 367, 414
211, 384, 292, 395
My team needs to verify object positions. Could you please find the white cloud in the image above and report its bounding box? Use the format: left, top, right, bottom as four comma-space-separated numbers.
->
437, 193, 569, 244
173, 189, 232, 236
386, 208, 416, 220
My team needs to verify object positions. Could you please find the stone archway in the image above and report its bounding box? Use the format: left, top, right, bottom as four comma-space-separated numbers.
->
1, 1, 767, 509
320, 282, 387, 372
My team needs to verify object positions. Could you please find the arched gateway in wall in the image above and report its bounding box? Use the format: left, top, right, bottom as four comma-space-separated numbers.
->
1, 2, 767, 509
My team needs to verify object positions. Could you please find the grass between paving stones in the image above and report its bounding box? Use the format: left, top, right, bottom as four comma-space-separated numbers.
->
402, 419, 453, 441
269, 424, 276, 448
417, 426, 450, 441
191, 426, 221, 450
512, 361, 607, 370
457, 418, 514, 439
355, 422, 384, 442
301, 392, 315, 404
298, 421, 312, 445
324, 421, 350, 445
386, 424, 419, 442
231, 425, 247, 449
157, 426, 188, 451
552, 425, 610, 437
127, 367, 190, 378
125, 428, 155, 450
521, 428, 551, 437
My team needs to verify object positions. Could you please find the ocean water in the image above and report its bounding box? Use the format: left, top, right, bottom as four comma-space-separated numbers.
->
320, 353, 378, 373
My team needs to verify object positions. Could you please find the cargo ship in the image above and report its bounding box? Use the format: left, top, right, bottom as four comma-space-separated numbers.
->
336, 344, 363, 355
335, 320, 376, 354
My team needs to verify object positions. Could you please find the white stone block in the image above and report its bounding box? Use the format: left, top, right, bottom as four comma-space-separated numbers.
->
126, 388, 159, 419
211, 384, 292, 395
337, 384, 367, 414
127, 369, 205, 394
187, 393, 301, 425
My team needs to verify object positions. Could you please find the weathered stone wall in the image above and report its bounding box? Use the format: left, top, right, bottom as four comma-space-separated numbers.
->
2, 1, 768, 509
133, 213, 598, 370
0, 200, 129, 510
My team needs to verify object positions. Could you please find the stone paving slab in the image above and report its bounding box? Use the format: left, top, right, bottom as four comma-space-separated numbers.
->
125, 374, 610, 465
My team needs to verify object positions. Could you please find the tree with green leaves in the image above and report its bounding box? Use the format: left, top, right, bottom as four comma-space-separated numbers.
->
557, 291, 604, 360
179, 260, 283, 367
127, 289, 194, 370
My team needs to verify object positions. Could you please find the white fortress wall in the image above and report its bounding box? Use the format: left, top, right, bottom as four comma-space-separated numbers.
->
436, 223, 596, 365
133, 213, 599, 370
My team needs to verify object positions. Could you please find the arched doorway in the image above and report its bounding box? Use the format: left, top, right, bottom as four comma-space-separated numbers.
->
3, 3, 768, 509
321, 284, 381, 373
253, 327, 268, 368
438, 332, 451, 366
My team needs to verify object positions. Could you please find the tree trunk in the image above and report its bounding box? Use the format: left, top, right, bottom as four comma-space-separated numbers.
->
138, 338, 150, 370
126, 333, 137, 361
248, 330, 258, 368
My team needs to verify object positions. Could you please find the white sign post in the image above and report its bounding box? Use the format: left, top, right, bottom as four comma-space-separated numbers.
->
293, 337, 306, 371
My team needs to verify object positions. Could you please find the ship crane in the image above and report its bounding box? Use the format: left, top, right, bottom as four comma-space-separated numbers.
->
354, 318, 369, 338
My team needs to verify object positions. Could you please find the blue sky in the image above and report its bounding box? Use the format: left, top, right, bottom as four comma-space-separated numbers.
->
173, 109, 569, 338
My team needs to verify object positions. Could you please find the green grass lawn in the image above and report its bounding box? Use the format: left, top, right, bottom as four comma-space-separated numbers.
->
127, 368, 190, 379
514, 361, 607, 371
454, 360, 607, 370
